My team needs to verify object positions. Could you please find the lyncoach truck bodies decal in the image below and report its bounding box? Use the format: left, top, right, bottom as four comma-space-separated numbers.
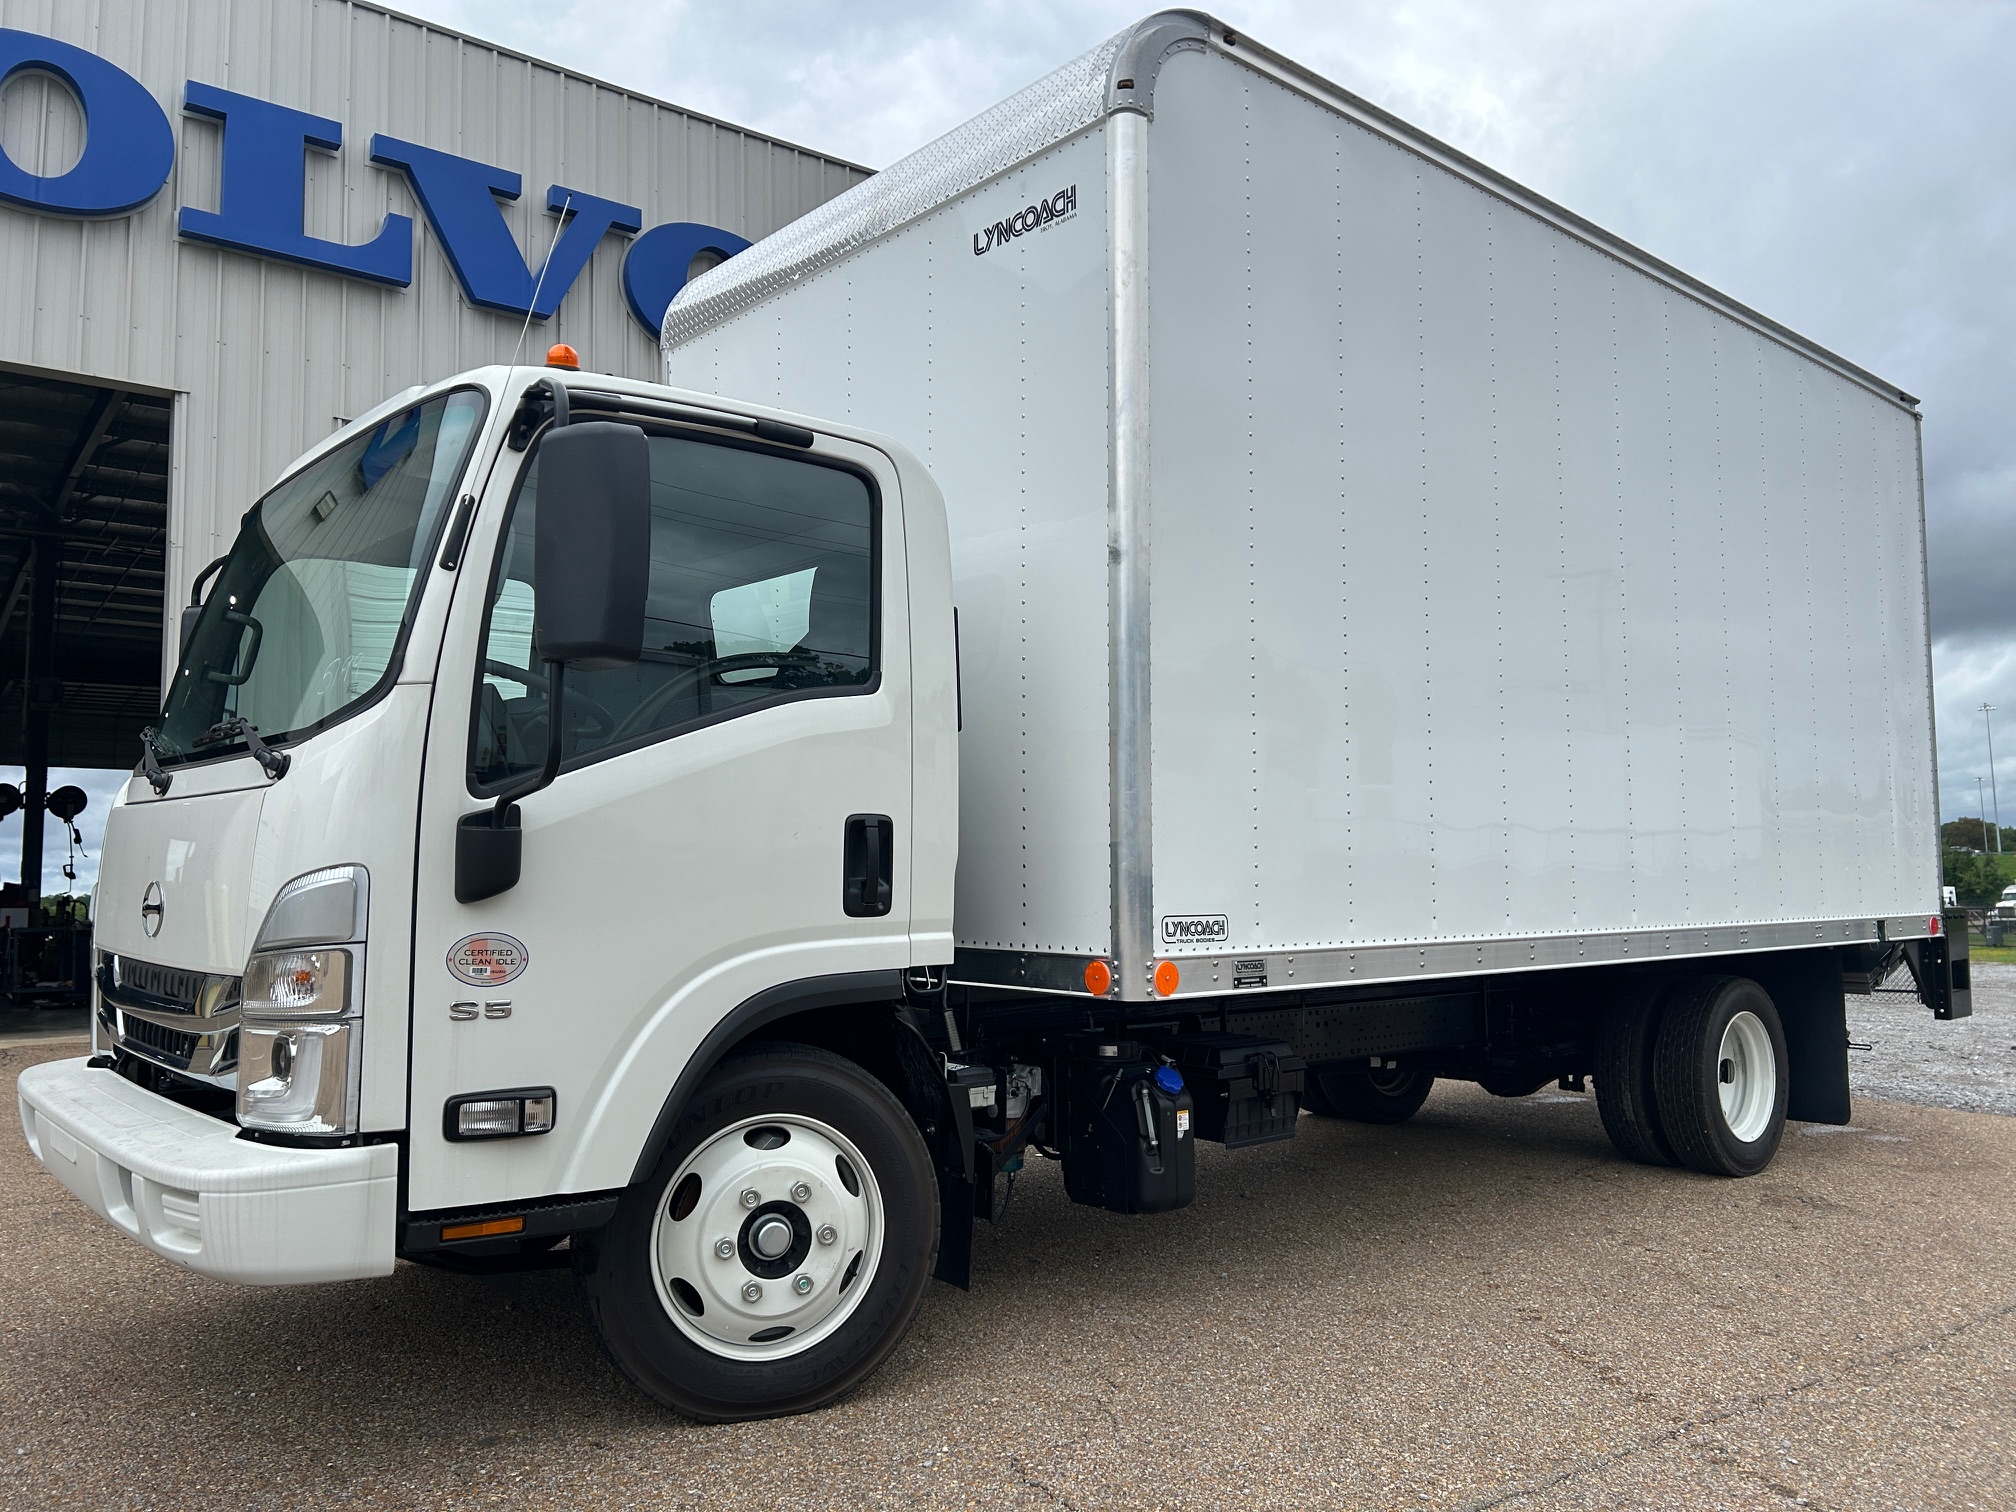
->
1161, 914, 1230, 946
973, 184, 1076, 255
0, 25, 746, 335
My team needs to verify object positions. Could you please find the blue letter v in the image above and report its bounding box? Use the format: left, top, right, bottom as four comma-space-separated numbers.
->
370, 136, 640, 319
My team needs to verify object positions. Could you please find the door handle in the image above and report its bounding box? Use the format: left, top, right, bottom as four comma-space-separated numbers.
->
843, 814, 894, 918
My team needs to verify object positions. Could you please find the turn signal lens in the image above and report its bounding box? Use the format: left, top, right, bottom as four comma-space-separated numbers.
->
241, 948, 350, 1019
1152, 960, 1180, 996
1084, 959, 1113, 996
545, 343, 580, 369
445, 1088, 558, 1141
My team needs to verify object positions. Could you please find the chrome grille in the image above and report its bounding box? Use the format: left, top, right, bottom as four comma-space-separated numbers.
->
99, 952, 243, 1082
115, 957, 207, 1009
120, 1014, 199, 1067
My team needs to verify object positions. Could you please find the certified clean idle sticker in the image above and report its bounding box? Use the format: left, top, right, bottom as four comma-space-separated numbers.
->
448, 932, 529, 987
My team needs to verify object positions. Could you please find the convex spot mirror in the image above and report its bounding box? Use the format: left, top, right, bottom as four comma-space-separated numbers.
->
533, 421, 651, 669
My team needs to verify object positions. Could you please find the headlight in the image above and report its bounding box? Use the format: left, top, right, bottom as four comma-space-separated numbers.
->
237, 866, 367, 1138
239, 1022, 355, 1132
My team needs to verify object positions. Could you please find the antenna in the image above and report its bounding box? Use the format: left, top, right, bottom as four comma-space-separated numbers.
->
511, 191, 575, 371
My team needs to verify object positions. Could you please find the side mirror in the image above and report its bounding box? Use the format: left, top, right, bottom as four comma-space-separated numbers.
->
533, 421, 651, 668
455, 420, 650, 906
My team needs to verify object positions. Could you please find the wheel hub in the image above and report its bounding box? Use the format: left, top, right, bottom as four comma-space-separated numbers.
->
1716, 1009, 1775, 1144
651, 1114, 883, 1361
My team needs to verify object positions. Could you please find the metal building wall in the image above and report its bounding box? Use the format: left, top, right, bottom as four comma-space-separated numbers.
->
0, 0, 867, 677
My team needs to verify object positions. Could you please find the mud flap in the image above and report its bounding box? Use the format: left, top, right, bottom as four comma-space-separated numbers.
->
1750, 951, 1850, 1125
935, 1169, 974, 1290
891, 1007, 978, 1291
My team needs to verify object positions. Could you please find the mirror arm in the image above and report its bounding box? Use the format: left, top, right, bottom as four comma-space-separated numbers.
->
491, 659, 567, 821
189, 553, 230, 608
179, 553, 233, 656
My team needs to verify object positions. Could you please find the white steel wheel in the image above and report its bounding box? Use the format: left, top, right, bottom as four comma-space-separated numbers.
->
1652, 976, 1789, 1178
1716, 1009, 1776, 1144
650, 1113, 884, 1361
576, 1043, 938, 1423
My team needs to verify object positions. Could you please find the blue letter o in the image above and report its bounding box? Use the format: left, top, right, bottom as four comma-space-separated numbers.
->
0, 28, 174, 217
622, 222, 752, 337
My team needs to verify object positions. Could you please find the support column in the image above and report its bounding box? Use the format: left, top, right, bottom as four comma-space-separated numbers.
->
21, 537, 55, 915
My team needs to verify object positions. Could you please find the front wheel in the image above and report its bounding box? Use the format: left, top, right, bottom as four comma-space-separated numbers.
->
577, 1043, 938, 1421
1652, 976, 1789, 1177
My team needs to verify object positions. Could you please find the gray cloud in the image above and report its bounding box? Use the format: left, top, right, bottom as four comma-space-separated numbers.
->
407, 0, 2016, 820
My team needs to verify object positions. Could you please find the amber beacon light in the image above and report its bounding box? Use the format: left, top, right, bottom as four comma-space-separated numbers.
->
545, 343, 580, 369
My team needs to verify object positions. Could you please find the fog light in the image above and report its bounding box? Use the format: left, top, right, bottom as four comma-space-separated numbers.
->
445, 1088, 557, 1141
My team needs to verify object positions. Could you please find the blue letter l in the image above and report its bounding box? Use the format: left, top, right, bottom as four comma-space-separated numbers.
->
177, 82, 412, 286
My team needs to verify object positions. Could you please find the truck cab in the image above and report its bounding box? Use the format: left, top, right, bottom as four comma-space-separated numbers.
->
1995, 885, 2016, 922
19, 361, 960, 1419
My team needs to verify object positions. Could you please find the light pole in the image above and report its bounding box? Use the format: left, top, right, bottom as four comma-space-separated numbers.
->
1984, 704, 2002, 853
1981, 776, 1992, 849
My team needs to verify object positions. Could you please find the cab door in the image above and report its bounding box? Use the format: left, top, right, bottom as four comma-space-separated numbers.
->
406, 417, 912, 1213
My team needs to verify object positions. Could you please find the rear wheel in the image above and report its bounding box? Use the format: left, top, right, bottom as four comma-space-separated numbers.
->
1303, 1060, 1434, 1124
1594, 978, 1676, 1166
577, 1043, 937, 1421
1652, 976, 1788, 1177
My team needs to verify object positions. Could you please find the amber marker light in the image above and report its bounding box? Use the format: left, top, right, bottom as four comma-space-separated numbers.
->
545, 343, 580, 370
1153, 960, 1181, 996
1084, 959, 1113, 996
441, 1216, 525, 1242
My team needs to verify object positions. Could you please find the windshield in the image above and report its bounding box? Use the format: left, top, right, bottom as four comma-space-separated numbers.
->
155, 389, 486, 763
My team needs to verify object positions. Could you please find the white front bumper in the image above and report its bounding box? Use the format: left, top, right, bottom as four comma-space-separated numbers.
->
17, 1058, 396, 1285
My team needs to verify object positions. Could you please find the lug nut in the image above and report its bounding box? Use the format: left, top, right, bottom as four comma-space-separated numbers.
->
816, 1224, 837, 1246
739, 1188, 760, 1209
790, 1181, 812, 1204
714, 1238, 734, 1259
741, 1280, 762, 1303
793, 1274, 814, 1295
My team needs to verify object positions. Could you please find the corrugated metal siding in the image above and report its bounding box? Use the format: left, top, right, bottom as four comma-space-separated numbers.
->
0, 0, 866, 682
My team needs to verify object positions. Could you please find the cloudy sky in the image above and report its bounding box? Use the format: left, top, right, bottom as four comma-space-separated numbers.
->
397, 0, 2013, 822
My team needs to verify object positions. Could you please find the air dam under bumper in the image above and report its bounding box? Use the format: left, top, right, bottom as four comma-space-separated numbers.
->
17, 1059, 396, 1284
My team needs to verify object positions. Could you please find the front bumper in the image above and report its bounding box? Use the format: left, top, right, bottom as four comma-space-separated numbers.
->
17, 1058, 395, 1284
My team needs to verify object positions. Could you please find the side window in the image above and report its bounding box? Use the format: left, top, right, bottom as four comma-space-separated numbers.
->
470, 432, 876, 790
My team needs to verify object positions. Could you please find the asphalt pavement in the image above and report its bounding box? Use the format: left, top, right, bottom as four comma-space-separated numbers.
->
4, 984, 2014, 1510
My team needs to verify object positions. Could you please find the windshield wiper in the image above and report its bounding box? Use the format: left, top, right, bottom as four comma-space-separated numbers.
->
196, 715, 291, 781
137, 726, 172, 796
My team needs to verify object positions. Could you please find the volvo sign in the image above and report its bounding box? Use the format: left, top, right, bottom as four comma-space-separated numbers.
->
0, 26, 748, 335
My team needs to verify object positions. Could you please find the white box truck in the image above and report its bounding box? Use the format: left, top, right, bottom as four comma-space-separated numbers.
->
18, 11, 1968, 1422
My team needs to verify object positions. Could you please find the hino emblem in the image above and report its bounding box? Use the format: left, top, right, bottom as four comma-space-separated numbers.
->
140, 882, 164, 937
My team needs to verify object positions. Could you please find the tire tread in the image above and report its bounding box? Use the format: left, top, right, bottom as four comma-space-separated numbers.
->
1593, 978, 1676, 1166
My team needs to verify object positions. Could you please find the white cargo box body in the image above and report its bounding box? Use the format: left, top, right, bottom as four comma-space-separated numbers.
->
664, 11, 1939, 1003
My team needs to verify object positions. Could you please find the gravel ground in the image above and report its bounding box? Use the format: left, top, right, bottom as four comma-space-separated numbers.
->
1848, 961, 2016, 1116
6, 1037, 2016, 1510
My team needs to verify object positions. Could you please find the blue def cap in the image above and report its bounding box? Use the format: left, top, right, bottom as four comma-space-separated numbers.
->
1153, 1064, 1184, 1095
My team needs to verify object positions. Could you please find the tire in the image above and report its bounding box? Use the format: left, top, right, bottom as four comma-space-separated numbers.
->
576, 1042, 938, 1421
1303, 1060, 1434, 1124
1593, 978, 1676, 1166
1652, 976, 1789, 1178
